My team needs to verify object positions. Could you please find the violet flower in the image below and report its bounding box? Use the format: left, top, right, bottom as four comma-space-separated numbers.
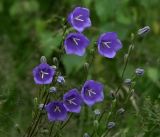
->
68, 7, 91, 32
64, 32, 90, 56
97, 32, 122, 58
32, 63, 56, 84
81, 80, 104, 106
63, 89, 83, 113
45, 101, 67, 121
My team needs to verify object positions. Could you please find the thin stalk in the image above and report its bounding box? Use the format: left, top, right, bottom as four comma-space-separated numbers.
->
27, 92, 50, 137
53, 113, 73, 137
49, 123, 55, 137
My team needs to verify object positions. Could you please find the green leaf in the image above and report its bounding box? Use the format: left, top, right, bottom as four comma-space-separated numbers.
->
62, 55, 86, 74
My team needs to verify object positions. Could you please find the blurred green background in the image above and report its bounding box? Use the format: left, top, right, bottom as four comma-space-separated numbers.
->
0, 0, 160, 137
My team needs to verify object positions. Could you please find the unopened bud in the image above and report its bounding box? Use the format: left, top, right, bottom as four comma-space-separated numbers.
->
53, 57, 58, 66
135, 68, 144, 76
124, 79, 132, 86
39, 103, 45, 110
107, 122, 116, 129
83, 133, 90, 137
138, 26, 150, 36
34, 97, 38, 106
84, 62, 89, 72
94, 109, 101, 115
117, 108, 125, 115
40, 56, 47, 63
49, 86, 57, 93
93, 120, 99, 128
57, 76, 65, 84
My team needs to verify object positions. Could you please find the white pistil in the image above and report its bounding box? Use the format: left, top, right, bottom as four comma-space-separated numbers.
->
103, 41, 111, 48
88, 89, 96, 96
75, 15, 84, 22
73, 38, 80, 46
54, 106, 61, 112
40, 70, 49, 79
68, 98, 77, 105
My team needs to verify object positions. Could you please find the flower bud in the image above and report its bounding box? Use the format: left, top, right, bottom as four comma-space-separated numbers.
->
93, 120, 99, 128
138, 26, 150, 36
49, 86, 57, 93
135, 68, 144, 76
83, 133, 90, 137
84, 62, 89, 72
124, 78, 132, 86
15, 123, 21, 134
57, 76, 65, 84
34, 97, 38, 106
107, 122, 116, 129
39, 103, 45, 110
117, 108, 125, 115
40, 56, 47, 63
94, 109, 101, 115
51, 65, 57, 69
53, 57, 58, 66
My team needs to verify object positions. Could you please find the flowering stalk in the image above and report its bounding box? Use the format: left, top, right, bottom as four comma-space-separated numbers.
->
90, 34, 135, 137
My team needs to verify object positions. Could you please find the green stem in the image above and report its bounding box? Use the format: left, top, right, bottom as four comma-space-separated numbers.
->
115, 44, 134, 95
27, 91, 50, 137
49, 123, 55, 137
53, 113, 73, 137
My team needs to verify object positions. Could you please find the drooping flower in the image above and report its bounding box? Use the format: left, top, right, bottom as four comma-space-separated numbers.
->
63, 89, 83, 113
81, 80, 104, 106
57, 76, 65, 84
64, 33, 90, 56
68, 7, 91, 32
97, 32, 122, 58
45, 101, 67, 121
32, 63, 56, 84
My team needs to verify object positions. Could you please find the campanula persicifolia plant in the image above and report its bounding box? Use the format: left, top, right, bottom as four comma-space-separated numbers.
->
23, 6, 149, 137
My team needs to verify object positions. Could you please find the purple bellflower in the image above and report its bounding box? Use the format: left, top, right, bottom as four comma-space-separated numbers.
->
68, 7, 91, 32
97, 32, 122, 58
63, 89, 83, 113
45, 101, 67, 121
64, 33, 90, 56
81, 80, 104, 106
32, 63, 56, 84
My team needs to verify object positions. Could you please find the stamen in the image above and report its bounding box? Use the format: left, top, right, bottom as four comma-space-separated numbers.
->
40, 70, 49, 79
54, 106, 61, 112
103, 41, 111, 48
88, 89, 96, 96
68, 98, 77, 105
73, 38, 80, 46
75, 15, 84, 22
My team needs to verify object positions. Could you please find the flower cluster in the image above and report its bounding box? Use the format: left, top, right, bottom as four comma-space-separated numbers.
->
32, 61, 104, 121
45, 80, 104, 121
65, 7, 122, 58
32, 6, 121, 122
